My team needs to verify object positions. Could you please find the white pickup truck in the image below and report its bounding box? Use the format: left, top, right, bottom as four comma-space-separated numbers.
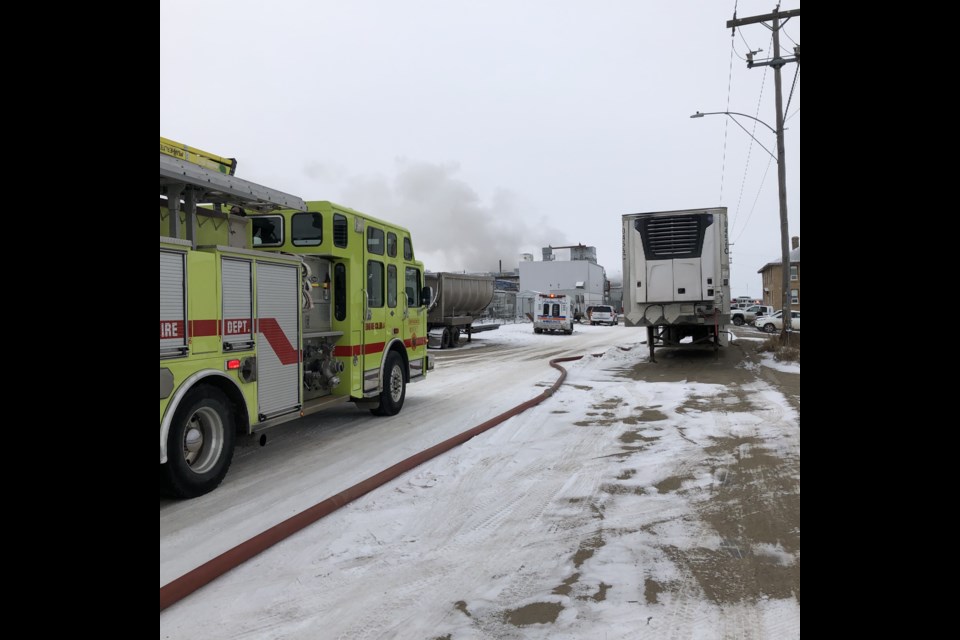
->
730, 304, 774, 326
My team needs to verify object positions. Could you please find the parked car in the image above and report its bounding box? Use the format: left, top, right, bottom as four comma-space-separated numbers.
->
730, 304, 775, 326
755, 310, 801, 333
586, 305, 618, 326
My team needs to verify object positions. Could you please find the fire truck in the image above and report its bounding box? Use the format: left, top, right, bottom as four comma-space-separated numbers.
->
160, 138, 433, 498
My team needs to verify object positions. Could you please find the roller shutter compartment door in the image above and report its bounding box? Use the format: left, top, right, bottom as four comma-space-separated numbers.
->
256, 262, 301, 417
222, 258, 253, 350
160, 251, 186, 356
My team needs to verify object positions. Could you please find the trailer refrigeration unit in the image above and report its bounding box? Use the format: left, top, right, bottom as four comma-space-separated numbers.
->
425, 272, 496, 348
622, 207, 730, 361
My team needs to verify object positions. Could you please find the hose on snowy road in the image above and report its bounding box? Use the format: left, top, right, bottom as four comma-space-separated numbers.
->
160, 352, 609, 612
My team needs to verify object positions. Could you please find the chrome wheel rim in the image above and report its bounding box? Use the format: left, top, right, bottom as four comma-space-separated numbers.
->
181, 406, 224, 474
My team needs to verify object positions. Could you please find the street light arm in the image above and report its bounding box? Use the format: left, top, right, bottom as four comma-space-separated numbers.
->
691, 111, 777, 161
690, 111, 778, 135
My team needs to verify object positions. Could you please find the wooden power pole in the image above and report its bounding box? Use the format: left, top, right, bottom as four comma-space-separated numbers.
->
727, 7, 800, 343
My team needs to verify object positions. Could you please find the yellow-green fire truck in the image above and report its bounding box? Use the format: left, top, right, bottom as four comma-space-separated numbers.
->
160, 138, 433, 498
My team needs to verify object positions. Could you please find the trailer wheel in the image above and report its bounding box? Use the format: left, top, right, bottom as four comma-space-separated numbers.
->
371, 352, 406, 416
733, 316, 744, 326
440, 328, 451, 349
449, 327, 460, 347
160, 386, 235, 499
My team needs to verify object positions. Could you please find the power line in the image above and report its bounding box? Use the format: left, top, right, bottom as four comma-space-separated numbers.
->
784, 66, 800, 116
781, 26, 799, 47
731, 33, 772, 234
738, 21, 756, 52
733, 156, 775, 246
730, 41, 750, 62
720, 18, 739, 206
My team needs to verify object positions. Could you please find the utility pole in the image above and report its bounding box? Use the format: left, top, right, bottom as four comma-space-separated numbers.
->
727, 6, 799, 343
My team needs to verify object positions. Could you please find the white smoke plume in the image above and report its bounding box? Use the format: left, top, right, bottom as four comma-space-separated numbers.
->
306, 159, 567, 273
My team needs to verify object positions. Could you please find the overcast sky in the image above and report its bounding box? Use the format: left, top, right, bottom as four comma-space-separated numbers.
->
160, 0, 799, 296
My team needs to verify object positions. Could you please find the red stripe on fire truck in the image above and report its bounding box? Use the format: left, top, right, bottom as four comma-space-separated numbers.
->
257, 318, 300, 365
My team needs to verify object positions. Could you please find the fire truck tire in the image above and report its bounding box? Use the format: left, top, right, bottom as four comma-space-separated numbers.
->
161, 386, 236, 499
371, 352, 406, 416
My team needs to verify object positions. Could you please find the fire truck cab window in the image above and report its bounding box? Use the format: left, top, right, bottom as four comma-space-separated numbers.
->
252, 215, 283, 246
367, 261, 384, 307
403, 237, 413, 260
292, 212, 323, 246
333, 214, 348, 248
387, 265, 398, 308
387, 232, 398, 257
367, 226, 385, 255
405, 267, 421, 306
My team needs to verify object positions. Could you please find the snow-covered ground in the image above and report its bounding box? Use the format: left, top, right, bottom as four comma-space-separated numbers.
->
160, 322, 800, 639
759, 354, 801, 374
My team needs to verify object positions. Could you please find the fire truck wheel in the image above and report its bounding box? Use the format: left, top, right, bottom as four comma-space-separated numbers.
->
371, 352, 406, 416
161, 386, 236, 498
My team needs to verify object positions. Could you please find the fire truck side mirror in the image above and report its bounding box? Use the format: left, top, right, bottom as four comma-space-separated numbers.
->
421, 286, 432, 307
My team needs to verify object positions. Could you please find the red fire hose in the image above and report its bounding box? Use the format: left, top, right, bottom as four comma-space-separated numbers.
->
160, 353, 594, 612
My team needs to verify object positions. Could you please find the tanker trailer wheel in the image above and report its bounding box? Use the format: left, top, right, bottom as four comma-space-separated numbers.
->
449, 327, 460, 347
371, 352, 406, 416
161, 386, 235, 499
441, 328, 451, 349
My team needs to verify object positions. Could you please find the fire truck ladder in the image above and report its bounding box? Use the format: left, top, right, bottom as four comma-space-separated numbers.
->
160, 151, 306, 247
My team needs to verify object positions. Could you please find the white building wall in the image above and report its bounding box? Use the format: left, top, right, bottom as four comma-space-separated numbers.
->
519, 261, 607, 307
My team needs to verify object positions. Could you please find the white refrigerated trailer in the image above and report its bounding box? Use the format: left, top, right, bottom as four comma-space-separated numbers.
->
622, 207, 730, 361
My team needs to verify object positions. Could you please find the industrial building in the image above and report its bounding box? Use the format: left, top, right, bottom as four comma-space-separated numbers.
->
518, 245, 610, 320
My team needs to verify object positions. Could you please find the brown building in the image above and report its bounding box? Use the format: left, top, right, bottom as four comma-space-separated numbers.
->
757, 236, 800, 312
